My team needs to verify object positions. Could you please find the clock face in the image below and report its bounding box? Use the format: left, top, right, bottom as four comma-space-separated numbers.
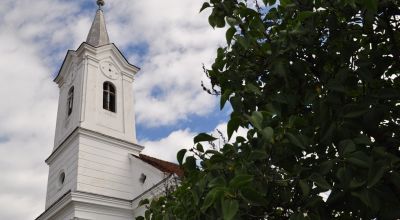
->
100, 61, 119, 80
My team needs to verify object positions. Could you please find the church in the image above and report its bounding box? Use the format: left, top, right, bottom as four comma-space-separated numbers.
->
36, 1, 182, 219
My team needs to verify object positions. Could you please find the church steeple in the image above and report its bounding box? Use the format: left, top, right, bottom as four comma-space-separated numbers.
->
86, 0, 110, 47
36, 2, 182, 219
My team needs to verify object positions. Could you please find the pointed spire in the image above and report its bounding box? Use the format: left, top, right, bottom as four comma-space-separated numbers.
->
86, 0, 110, 47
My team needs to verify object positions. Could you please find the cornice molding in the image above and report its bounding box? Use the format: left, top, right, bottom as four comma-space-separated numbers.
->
54, 43, 140, 85
72, 191, 133, 210
35, 191, 72, 220
36, 190, 135, 220
78, 127, 144, 152
46, 127, 80, 164
46, 127, 144, 164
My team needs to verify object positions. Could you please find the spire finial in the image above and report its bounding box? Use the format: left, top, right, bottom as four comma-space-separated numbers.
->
97, 0, 105, 8
86, 0, 110, 46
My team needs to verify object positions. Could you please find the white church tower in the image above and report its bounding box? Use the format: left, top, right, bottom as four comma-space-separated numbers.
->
36, 1, 182, 219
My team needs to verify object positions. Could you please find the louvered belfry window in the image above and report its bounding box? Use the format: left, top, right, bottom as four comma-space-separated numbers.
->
103, 82, 116, 112
67, 87, 74, 116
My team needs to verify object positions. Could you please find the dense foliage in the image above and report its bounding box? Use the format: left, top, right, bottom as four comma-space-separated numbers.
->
138, 0, 400, 219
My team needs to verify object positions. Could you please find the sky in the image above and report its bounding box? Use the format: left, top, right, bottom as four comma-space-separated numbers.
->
0, 0, 238, 219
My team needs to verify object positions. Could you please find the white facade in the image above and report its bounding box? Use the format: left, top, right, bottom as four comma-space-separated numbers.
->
37, 5, 180, 220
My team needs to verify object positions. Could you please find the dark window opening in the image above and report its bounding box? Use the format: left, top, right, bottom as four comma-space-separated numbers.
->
67, 87, 74, 116
59, 172, 65, 186
139, 173, 147, 184
103, 82, 116, 112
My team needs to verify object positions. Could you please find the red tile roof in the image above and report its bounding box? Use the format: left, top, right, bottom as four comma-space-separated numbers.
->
134, 154, 184, 177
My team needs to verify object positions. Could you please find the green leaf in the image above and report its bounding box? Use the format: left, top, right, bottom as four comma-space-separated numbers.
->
290, 213, 307, 220
200, 2, 211, 12
339, 139, 356, 155
177, 149, 187, 165
248, 111, 263, 130
194, 133, 217, 143
250, 17, 265, 33
363, 0, 378, 11
226, 17, 240, 26
264, 0, 277, 6
286, 132, 306, 149
344, 109, 369, 118
236, 35, 250, 49
320, 123, 335, 144
347, 151, 370, 168
209, 177, 226, 188
353, 134, 372, 145
298, 11, 314, 21
245, 83, 262, 95
196, 143, 204, 153
201, 188, 219, 212
327, 80, 347, 93
145, 210, 151, 219
215, 14, 226, 28
309, 173, 331, 190
249, 149, 267, 160
367, 161, 387, 188
388, 172, 400, 186
184, 156, 197, 171
299, 180, 310, 197
349, 179, 366, 189
227, 117, 240, 140
138, 198, 149, 206
336, 167, 352, 188
222, 199, 239, 220
226, 27, 236, 46
220, 89, 232, 110
373, 88, 400, 99
343, 104, 368, 118
229, 174, 253, 188
280, 0, 292, 7
319, 160, 334, 175
240, 187, 267, 204
261, 127, 274, 143
351, 189, 380, 210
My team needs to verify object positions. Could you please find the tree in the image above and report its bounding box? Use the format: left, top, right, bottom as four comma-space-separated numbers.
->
138, 0, 400, 219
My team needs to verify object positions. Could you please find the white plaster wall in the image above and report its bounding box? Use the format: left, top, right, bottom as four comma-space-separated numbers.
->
45, 137, 79, 208
45, 44, 143, 220
76, 135, 164, 200
79, 47, 137, 144
54, 45, 138, 149
129, 156, 171, 199
54, 59, 84, 147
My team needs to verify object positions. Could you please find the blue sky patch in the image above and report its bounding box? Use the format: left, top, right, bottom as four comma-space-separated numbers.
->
137, 106, 231, 141
0, 135, 10, 143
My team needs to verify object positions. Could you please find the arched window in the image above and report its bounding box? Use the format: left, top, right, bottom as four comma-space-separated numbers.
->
103, 82, 116, 112
67, 87, 74, 116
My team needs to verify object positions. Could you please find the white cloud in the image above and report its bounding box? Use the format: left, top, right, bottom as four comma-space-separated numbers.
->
212, 122, 249, 143
104, 0, 225, 127
0, 1, 104, 219
141, 129, 196, 162
140, 122, 248, 163
0, 29, 57, 220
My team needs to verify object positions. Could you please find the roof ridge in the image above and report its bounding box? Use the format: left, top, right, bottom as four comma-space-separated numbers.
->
133, 154, 183, 177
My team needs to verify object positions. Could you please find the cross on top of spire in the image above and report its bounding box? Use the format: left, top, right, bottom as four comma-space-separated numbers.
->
97, 0, 105, 8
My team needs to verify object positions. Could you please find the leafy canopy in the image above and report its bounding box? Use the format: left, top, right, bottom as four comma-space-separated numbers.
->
138, 0, 400, 219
